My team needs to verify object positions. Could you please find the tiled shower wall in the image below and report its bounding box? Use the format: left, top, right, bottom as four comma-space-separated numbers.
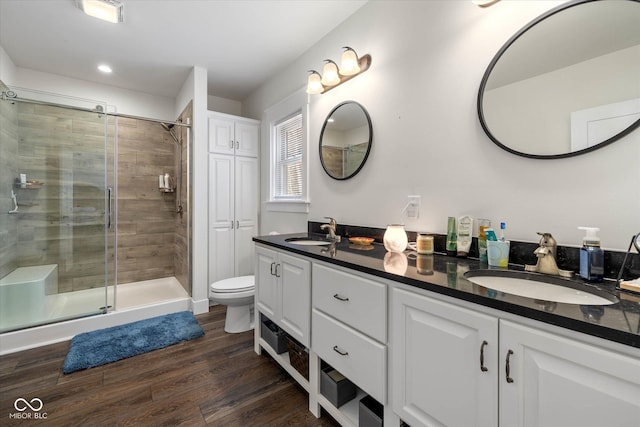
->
5, 101, 107, 292
0, 88, 19, 279
115, 117, 177, 284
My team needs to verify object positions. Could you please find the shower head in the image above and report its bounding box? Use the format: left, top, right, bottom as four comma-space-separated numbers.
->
160, 122, 180, 145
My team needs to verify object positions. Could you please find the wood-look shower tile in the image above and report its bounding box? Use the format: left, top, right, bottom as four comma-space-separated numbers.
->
134, 220, 175, 234
117, 232, 173, 248
136, 151, 175, 167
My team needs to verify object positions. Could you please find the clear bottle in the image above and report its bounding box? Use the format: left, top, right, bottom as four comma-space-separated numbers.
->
578, 227, 604, 282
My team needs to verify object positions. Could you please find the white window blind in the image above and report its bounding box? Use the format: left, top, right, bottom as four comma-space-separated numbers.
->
273, 113, 303, 199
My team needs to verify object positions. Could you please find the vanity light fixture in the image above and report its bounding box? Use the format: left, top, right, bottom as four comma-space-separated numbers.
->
76, 0, 124, 23
306, 46, 371, 94
472, 0, 500, 7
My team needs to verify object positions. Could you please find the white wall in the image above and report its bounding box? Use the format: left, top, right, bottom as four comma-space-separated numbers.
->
5, 65, 176, 121
207, 95, 242, 116
0, 46, 16, 86
243, 0, 639, 251
189, 66, 210, 314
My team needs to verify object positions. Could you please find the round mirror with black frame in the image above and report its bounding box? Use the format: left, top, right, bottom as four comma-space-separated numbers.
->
319, 101, 373, 180
478, 0, 640, 159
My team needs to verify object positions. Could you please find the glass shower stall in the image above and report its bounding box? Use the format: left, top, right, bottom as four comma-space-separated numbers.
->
0, 84, 192, 335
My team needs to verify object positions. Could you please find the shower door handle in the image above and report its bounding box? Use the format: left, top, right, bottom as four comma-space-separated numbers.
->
107, 187, 113, 229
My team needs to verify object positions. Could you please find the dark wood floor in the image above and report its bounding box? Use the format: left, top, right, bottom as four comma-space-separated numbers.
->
0, 305, 339, 426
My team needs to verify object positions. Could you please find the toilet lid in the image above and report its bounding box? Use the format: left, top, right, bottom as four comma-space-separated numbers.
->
210, 275, 255, 293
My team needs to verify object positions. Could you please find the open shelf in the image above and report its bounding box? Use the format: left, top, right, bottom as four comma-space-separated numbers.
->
317, 387, 368, 427
258, 337, 310, 393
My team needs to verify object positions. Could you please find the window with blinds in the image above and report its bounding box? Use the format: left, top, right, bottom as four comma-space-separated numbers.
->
273, 113, 303, 199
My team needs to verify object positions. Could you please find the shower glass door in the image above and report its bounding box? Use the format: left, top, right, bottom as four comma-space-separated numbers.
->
0, 86, 112, 333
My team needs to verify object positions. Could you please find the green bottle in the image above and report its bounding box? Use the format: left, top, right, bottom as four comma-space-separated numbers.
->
446, 216, 457, 256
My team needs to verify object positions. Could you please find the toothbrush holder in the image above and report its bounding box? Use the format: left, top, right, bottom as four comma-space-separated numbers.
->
487, 240, 510, 267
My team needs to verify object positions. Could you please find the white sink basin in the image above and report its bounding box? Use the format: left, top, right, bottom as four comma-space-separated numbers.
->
464, 270, 618, 306
284, 237, 332, 246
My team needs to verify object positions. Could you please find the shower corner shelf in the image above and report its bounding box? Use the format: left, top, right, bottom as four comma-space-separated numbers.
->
14, 181, 44, 189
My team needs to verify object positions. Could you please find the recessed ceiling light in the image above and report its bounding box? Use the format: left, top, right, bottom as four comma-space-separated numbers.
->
76, 0, 124, 24
98, 64, 113, 73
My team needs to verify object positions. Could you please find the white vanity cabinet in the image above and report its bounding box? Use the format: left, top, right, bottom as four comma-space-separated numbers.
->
255, 245, 311, 346
391, 287, 640, 427
499, 320, 640, 427
312, 263, 388, 404
391, 287, 499, 427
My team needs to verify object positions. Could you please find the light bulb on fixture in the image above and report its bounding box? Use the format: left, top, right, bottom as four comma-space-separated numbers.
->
340, 47, 361, 76
321, 60, 341, 86
306, 70, 324, 94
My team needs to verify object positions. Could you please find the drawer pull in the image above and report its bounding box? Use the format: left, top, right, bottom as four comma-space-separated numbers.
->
333, 293, 349, 302
480, 340, 488, 372
505, 349, 514, 383
333, 345, 349, 356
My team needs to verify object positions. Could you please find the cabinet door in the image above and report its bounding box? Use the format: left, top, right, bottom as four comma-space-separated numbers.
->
208, 154, 234, 285
235, 121, 259, 157
279, 252, 311, 346
255, 246, 279, 320
234, 156, 257, 277
208, 116, 234, 154
500, 320, 640, 427
391, 288, 498, 427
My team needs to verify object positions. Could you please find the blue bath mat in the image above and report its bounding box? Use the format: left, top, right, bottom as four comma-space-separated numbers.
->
62, 311, 204, 374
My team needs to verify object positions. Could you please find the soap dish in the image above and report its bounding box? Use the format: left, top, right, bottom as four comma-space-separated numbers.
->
349, 237, 374, 245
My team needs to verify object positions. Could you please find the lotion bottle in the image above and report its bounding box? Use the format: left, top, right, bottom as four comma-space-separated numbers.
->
578, 226, 604, 282
456, 215, 473, 257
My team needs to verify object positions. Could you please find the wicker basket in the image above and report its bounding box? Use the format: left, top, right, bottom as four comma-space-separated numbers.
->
286, 336, 309, 380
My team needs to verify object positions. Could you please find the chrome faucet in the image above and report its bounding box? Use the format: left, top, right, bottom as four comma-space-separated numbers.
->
320, 217, 341, 242
525, 232, 572, 278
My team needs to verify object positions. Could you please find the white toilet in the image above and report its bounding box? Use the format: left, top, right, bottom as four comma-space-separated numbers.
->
209, 275, 255, 333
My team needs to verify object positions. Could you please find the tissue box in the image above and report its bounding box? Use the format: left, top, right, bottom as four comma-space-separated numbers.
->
260, 315, 288, 354
359, 395, 384, 427
320, 366, 356, 408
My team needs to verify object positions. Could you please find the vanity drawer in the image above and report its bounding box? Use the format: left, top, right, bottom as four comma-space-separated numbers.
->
313, 263, 386, 342
312, 309, 386, 403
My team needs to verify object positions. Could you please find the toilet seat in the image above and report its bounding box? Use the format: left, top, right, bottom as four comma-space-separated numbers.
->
210, 275, 255, 294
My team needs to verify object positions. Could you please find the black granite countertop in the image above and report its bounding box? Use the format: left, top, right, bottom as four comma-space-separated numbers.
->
254, 232, 640, 349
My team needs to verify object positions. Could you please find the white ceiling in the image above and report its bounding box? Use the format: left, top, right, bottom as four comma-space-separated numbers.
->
0, 0, 368, 101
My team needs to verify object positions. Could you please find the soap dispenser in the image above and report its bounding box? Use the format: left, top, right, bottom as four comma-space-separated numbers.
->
578, 227, 604, 282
